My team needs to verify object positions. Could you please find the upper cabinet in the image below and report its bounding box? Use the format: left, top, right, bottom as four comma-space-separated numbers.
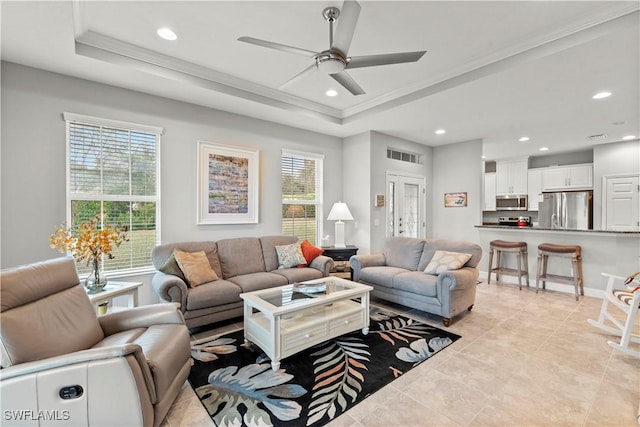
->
527, 169, 542, 211
496, 158, 528, 195
541, 164, 593, 191
483, 173, 496, 211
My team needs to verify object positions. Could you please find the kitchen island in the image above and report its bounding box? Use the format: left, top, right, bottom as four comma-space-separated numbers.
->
475, 225, 639, 296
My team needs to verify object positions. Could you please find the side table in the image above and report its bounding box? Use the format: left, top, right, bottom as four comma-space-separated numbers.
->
87, 281, 142, 315
321, 245, 358, 280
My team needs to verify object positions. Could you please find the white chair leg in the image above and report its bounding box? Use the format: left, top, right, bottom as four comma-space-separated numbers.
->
588, 273, 640, 359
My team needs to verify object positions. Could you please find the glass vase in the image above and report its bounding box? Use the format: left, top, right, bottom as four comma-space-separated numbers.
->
85, 257, 108, 293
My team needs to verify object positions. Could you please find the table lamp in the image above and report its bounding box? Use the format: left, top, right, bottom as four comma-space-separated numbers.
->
327, 201, 353, 248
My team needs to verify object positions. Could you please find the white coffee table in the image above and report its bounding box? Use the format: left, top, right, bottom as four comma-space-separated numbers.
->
240, 277, 373, 371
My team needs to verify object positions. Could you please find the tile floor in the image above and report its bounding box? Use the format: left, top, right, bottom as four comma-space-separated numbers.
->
162, 280, 640, 427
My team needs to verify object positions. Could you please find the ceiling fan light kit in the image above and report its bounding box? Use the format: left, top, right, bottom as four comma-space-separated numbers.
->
238, 0, 427, 96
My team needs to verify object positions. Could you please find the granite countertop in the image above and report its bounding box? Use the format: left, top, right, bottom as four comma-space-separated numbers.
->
475, 224, 640, 235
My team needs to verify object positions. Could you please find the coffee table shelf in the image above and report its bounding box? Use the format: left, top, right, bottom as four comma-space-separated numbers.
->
241, 277, 372, 370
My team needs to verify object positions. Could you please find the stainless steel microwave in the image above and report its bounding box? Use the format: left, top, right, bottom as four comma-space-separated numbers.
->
496, 195, 528, 211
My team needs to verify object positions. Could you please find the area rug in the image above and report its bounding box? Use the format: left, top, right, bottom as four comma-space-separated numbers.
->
188, 309, 460, 427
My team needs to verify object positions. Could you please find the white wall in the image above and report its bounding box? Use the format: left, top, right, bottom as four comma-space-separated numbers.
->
593, 139, 640, 229
432, 139, 483, 243
1, 62, 343, 304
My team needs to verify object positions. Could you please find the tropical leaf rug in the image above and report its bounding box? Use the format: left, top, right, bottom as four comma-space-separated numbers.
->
188, 309, 460, 427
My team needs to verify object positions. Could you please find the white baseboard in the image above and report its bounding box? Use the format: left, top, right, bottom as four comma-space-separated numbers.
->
479, 270, 604, 299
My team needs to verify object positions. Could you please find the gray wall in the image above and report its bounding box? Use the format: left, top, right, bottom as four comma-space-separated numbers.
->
343, 131, 435, 255
343, 132, 372, 254
432, 139, 483, 242
1, 62, 343, 304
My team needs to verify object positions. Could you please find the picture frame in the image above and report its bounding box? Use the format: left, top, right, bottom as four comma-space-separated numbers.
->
197, 141, 259, 224
444, 192, 467, 208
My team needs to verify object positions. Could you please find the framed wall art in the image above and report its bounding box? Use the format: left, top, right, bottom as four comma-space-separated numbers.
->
444, 192, 467, 208
197, 141, 259, 224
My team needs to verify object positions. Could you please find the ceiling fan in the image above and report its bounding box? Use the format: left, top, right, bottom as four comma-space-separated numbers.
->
238, 0, 426, 96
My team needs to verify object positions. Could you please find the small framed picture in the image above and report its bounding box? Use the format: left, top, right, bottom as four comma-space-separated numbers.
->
444, 192, 467, 207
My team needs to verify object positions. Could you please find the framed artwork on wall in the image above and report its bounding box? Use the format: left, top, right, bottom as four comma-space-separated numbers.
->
197, 141, 259, 224
444, 192, 467, 207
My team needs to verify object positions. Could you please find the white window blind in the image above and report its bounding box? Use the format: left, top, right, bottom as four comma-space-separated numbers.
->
64, 113, 162, 275
281, 150, 323, 245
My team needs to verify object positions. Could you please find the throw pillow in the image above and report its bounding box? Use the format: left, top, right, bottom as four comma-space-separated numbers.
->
275, 242, 307, 269
300, 240, 324, 265
173, 250, 219, 287
159, 251, 187, 282
424, 250, 472, 275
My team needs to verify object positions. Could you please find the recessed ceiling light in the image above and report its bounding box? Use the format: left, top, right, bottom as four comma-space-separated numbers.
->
157, 28, 177, 41
481, 155, 486, 159
435, 129, 446, 135
539, 147, 549, 151
622, 135, 636, 140
518, 137, 530, 142
325, 89, 338, 97
592, 91, 612, 99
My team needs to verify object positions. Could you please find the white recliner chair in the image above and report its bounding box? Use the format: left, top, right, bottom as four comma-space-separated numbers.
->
0, 257, 192, 427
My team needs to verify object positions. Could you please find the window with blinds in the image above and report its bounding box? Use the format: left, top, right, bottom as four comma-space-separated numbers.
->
281, 150, 323, 245
63, 113, 162, 275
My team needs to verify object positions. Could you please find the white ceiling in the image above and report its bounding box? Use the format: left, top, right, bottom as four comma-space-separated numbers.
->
2, 1, 639, 161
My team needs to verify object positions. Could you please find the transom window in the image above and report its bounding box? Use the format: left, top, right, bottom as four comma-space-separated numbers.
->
63, 113, 162, 275
281, 149, 323, 244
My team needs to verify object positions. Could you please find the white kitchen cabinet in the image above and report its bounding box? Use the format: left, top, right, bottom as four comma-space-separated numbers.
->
527, 169, 542, 211
483, 173, 496, 211
541, 164, 593, 191
496, 159, 528, 195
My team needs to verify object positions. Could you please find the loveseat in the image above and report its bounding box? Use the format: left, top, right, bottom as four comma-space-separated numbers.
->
151, 236, 334, 329
350, 236, 482, 326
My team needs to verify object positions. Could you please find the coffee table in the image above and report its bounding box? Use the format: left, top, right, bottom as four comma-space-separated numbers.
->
240, 277, 373, 370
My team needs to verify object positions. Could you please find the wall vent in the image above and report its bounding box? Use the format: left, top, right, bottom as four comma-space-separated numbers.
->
387, 148, 420, 164
588, 133, 608, 141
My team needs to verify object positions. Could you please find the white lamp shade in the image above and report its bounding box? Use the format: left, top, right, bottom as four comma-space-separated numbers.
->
327, 202, 353, 248
327, 202, 354, 221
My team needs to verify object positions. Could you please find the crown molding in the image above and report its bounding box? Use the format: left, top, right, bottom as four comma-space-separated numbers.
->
342, 4, 640, 121
70, 1, 638, 127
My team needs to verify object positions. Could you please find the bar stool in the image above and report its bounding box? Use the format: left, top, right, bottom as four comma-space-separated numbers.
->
488, 240, 529, 290
536, 243, 584, 300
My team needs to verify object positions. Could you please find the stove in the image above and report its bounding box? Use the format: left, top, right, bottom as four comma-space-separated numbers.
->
498, 216, 531, 227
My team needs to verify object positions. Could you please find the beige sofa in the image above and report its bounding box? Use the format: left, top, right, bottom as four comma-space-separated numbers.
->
350, 236, 482, 326
151, 236, 334, 329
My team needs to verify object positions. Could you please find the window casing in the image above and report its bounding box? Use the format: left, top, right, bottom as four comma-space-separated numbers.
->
281, 149, 323, 245
63, 113, 162, 276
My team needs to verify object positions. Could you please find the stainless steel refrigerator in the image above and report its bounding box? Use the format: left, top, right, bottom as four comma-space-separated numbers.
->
538, 191, 593, 230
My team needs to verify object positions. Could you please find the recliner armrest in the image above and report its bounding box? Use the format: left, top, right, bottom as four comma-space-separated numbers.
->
98, 303, 185, 336
1, 343, 146, 382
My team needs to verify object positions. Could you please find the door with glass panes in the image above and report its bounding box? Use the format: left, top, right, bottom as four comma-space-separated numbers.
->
386, 172, 426, 238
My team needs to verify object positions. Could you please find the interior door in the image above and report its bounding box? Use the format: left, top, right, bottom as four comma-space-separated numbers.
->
386, 173, 426, 238
604, 175, 640, 231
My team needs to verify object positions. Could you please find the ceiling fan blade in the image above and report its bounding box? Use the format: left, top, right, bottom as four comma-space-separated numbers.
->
331, 0, 361, 55
330, 71, 365, 96
346, 51, 427, 69
238, 36, 317, 58
279, 63, 317, 89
